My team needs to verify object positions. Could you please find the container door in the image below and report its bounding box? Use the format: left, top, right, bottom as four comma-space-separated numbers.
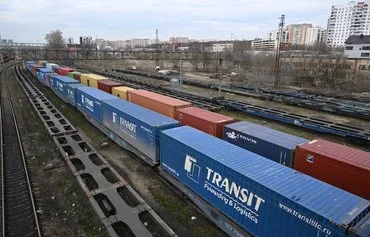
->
280, 151, 288, 166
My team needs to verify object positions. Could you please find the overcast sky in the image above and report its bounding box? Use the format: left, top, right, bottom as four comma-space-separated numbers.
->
0, 0, 348, 43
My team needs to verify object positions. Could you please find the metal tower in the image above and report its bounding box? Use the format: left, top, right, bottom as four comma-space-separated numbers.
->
274, 14, 285, 88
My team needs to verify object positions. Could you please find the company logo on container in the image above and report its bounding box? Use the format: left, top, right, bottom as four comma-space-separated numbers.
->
226, 131, 237, 140
112, 112, 137, 135
57, 81, 64, 92
226, 131, 257, 144
81, 95, 94, 112
184, 155, 201, 183
183, 154, 265, 224
68, 89, 73, 98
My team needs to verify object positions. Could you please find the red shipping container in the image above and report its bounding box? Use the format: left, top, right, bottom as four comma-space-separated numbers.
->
97, 80, 123, 94
73, 73, 81, 81
294, 139, 370, 199
127, 89, 192, 118
175, 107, 236, 138
59, 67, 74, 76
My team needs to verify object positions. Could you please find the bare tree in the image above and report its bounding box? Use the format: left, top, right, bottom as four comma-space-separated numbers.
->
45, 29, 66, 49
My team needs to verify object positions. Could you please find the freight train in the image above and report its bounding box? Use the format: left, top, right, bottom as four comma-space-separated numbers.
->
25, 61, 370, 237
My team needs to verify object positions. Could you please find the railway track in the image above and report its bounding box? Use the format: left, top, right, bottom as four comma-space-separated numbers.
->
111, 68, 370, 120
0, 62, 41, 237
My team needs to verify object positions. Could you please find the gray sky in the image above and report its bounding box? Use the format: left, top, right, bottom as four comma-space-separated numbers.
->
0, 0, 346, 42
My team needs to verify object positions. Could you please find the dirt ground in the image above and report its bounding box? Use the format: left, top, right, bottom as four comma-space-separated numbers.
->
4, 66, 107, 237
23, 68, 227, 237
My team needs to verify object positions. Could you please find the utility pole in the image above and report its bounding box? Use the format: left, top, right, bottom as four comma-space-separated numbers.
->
218, 58, 223, 96
274, 14, 285, 88
180, 52, 183, 87
155, 29, 159, 67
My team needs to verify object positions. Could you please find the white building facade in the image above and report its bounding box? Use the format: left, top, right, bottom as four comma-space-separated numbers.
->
251, 40, 278, 51
327, 1, 370, 47
212, 43, 233, 52
344, 35, 370, 58
305, 27, 327, 46
268, 30, 290, 42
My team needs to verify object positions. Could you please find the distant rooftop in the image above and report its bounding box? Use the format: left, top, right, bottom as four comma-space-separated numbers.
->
345, 35, 370, 44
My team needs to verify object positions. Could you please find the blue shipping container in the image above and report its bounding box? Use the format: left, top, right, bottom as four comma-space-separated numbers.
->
102, 99, 180, 164
65, 83, 87, 107
160, 126, 370, 237
50, 75, 80, 102
36, 68, 54, 84
75, 87, 118, 124
223, 121, 309, 167
26, 63, 37, 73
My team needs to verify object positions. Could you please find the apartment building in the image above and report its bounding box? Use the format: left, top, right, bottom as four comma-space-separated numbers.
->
286, 24, 313, 45
305, 27, 327, 46
327, 1, 370, 47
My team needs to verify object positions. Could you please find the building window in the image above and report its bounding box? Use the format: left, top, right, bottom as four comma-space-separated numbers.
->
359, 64, 367, 70
361, 53, 370, 57
346, 46, 353, 50
362, 46, 370, 50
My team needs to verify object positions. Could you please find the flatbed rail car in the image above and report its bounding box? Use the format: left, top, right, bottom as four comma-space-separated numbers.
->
111, 68, 370, 120
78, 66, 370, 145
218, 99, 370, 145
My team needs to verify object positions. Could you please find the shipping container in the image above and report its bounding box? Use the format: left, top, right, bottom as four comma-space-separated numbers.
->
97, 80, 123, 94
31, 65, 44, 76
294, 139, 370, 200
80, 73, 108, 88
111, 86, 135, 100
44, 73, 59, 88
38, 60, 47, 66
72, 72, 81, 81
36, 68, 54, 86
45, 63, 58, 69
67, 71, 75, 79
65, 83, 87, 107
52, 65, 61, 73
160, 126, 370, 237
59, 67, 75, 76
75, 87, 118, 124
50, 75, 80, 103
224, 121, 309, 167
102, 99, 180, 164
26, 63, 36, 73
175, 107, 236, 138
127, 89, 192, 118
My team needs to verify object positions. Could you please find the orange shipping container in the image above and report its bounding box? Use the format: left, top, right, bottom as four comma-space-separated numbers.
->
127, 89, 192, 118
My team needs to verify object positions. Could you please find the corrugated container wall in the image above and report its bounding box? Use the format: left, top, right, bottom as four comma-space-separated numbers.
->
75, 87, 118, 124
72, 72, 81, 81
127, 89, 192, 118
224, 121, 309, 167
97, 80, 123, 94
102, 99, 180, 164
65, 83, 87, 107
44, 73, 59, 88
52, 65, 61, 73
112, 86, 135, 100
36, 68, 54, 85
50, 75, 80, 103
59, 67, 74, 76
32, 65, 43, 76
175, 107, 236, 138
160, 126, 370, 237
294, 139, 370, 200
80, 74, 108, 88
